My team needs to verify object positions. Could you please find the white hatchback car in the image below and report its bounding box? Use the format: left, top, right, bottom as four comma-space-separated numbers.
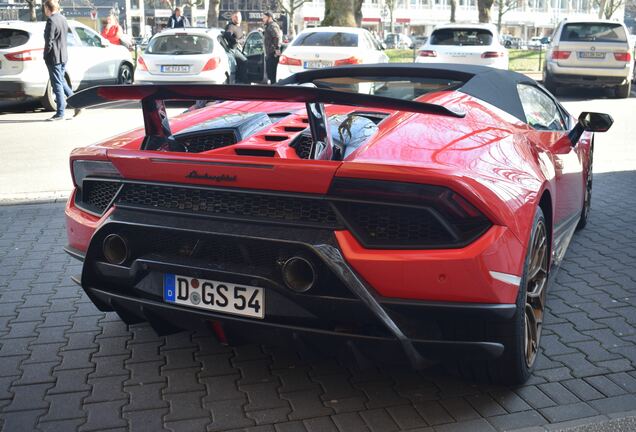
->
135, 28, 235, 85
0, 20, 133, 111
276, 27, 389, 82
543, 19, 633, 98
415, 23, 508, 70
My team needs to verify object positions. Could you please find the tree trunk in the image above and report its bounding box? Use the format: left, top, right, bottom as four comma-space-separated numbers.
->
323, 0, 357, 26
450, 0, 457, 22
497, 0, 503, 31
28, 0, 37, 21
597, 0, 607, 17
389, 8, 394, 33
207, 0, 220, 28
478, 0, 494, 22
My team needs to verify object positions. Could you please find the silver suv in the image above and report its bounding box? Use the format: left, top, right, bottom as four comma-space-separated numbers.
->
543, 19, 633, 98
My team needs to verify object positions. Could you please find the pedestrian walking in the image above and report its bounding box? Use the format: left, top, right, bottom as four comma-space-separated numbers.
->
262, 11, 282, 84
224, 10, 247, 83
101, 14, 124, 46
43, 0, 80, 121
168, 7, 189, 29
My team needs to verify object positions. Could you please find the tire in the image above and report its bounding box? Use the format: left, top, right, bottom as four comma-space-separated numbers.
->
543, 70, 558, 95
614, 81, 631, 99
450, 207, 549, 384
41, 81, 56, 112
117, 63, 133, 84
576, 146, 593, 231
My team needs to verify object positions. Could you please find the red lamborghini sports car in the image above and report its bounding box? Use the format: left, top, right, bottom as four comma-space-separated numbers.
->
65, 65, 612, 383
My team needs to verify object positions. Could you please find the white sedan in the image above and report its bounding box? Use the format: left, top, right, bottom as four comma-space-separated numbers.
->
135, 28, 235, 85
276, 27, 388, 81
0, 20, 133, 111
415, 23, 509, 70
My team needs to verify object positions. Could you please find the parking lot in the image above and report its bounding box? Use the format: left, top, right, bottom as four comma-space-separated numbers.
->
0, 88, 635, 431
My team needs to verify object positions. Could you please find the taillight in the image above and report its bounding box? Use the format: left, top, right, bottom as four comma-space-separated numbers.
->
71, 160, 121, 188
4, 49, 43, 61
614, 52, 631, 62
334, 56, 362, 66
481, 51, 505, 58
551, 50, 571, 60
202, 56, 220, 71
279, 55, 302, 66
137, 56, 148, 71
417, 50, 437, 57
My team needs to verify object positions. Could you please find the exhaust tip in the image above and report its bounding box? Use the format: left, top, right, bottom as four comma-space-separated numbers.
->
102, 234, 129, 265
282, 257, 316, 293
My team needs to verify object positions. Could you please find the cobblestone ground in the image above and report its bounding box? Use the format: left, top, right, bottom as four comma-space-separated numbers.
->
0, 171, 635, 432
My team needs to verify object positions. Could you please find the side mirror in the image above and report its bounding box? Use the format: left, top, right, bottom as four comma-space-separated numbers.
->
568, 111, 613, 146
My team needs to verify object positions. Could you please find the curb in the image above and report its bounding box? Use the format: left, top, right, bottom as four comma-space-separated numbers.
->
513, 410, 636, 432
0, 191, 70, 206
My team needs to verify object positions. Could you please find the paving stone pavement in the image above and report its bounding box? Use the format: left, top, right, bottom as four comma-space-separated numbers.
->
0, 171, 635, 432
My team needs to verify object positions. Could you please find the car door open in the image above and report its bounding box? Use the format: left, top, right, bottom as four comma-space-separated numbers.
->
243, 31, 265, 84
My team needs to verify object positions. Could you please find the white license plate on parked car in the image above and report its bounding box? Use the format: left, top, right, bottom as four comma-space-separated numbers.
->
578, 51, 605, 59
161, 65, 191, 73
304, 61, 333, 69
164, 274, 264, 318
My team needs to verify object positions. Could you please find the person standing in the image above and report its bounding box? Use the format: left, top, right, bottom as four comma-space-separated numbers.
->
262, 11, 282, 84
168, 7, 189, 29
224, 10, 247, 83
43, 0, 80, 120
101, 14, 123, 45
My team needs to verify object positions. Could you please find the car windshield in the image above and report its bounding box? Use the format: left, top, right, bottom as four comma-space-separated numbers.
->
146, 34, 214, 55
311, 76, 465, 100
293, 32, 358, 47
429, 28, 494, 46
0, 29, 29, 49
561, 23, 627, 43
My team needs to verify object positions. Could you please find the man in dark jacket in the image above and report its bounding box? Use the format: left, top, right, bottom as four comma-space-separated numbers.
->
262, 11, 282, 84
168, 7, 189, 29
224, 10, 246, 83
43, 0, 78, 120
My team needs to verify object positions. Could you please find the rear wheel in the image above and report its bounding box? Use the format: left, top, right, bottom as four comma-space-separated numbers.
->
118, 63, 134, 84
41, 81, 56, 112
542, 70, 557, 95
615, 81, 631, 99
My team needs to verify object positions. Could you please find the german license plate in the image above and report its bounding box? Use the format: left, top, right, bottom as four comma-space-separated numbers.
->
161, 65, 190, 73
164, 274, 264, 318
304, 60, 332, 69
578, 51, 605, 59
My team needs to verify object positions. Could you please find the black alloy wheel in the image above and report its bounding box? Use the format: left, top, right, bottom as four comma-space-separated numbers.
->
118, 64, 134, 85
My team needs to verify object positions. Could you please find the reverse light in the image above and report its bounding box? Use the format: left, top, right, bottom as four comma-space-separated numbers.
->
202, 56, 220, 71
279, 55, 302, 66
4, 48, 43, 61
417, 50, 437, 57
481, 51, 505, 58
614, 52, 631, 62
551, 50, 571, 60
334, 56, 363, 66
137, 56, 148, 71
72, 160, 121, 188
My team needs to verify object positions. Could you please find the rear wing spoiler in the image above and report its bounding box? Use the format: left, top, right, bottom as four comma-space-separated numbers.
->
68, 84, 465, 160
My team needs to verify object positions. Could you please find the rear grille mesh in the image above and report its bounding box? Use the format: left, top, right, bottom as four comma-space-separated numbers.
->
174, 132, 236, 153
79, 180, 121, 214
116, 183, 340, 228
290, 134, 313, 159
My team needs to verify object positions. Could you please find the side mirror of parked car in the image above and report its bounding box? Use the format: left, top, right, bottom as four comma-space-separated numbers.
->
568, 111, 613, 147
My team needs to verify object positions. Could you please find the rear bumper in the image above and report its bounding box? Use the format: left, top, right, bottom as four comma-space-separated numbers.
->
67, 205, 516, 366
546, 63, 631, 87
0, 79, 47, 99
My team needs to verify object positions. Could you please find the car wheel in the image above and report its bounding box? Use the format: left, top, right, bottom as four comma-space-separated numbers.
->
615, 81, 631, 98
41, 80, 56, 112
118, 63, 133, 85
543, 70, 557, 95
576, 147, 593, 231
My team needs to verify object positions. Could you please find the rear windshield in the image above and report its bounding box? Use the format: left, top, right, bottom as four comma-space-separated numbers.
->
0, 29, 29, 49
146, 34, 214, 55
312, 76, 464, 100
561, 23, 627, 43
429, 28, 493, 46
293, 32, 358, 47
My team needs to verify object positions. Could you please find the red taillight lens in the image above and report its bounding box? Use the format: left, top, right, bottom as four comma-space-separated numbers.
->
137, 56, 148, 71
202, 56, 220, 71
334, 56, 363, 66
551, 50, 571, 60
417, 50, 437, 57
481, 51, 505, 58
614, 52, 631, 62
279, 55, 302, 66
4, 49, 43, 61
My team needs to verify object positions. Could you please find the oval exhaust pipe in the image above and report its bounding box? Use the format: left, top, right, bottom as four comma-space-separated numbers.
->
102, 234, 129, 265
282, 257, 316, 293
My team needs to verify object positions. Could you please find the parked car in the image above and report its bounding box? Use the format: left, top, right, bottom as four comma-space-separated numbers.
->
275, 27, 388, 82
543, 19, 634, 98
527, 36, 544, 50
0, 20, 133, 111
67, 63, 612, 384
384, 32, 413, 49
415, 23, 508, 69
502, 35, 522, 49
412, 35, 428, 49
134, 28, 235, 85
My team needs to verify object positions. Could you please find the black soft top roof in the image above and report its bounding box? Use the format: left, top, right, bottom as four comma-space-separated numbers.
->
278, 63, 536, 123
